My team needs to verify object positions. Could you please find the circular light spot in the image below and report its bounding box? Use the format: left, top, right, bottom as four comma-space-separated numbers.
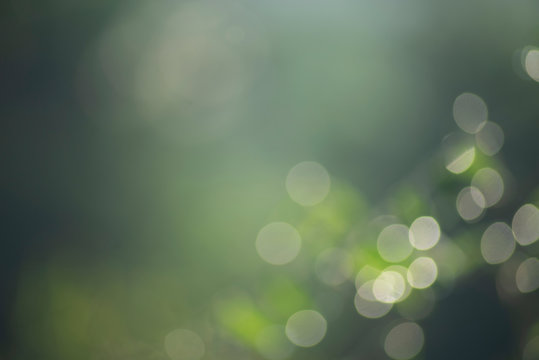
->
377, 224, 414, 263
357, 280, 378, 301
512, 204, 539, 246
285, 310, 327, 347
354, 291, 393, 319
453, 93, 488, 134
255, 325, 294, 360
456, 186, 485, 221
524, 48, 539, 82
523, 335, 539, 360
315, 248, 354, 286
407, 257, 438, 289
475, 121, 504, 156
428, 238, 466, 288
355, 265, 381, 290
471, 168, 504, 207
285, 161, 330, 206
409, 216, 441, 251
385, 265, 413, 302
516, 258, 539, 293
445, 147, 475, 174
443, 132, 476, 174
373, 271, 406, 303
256, 222, 301, 265
164, 329, 205, 360
480, 222, 515, 264
384, 322, 424, 360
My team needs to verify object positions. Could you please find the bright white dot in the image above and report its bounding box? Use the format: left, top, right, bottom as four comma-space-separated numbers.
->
453, 92, 488, 134
456, 186, 485, 221
285, 310, 327, 347
407, 257, 438, 289
523, 335, 539, 360
315, 248, 354, 286
480, 222, 515, 264
524, 48, 539, 82
445, 147, 476, 174
354, 291, 393, 319
384, 322, 424, 360
164, 329, 205, 360
256, 222, 301, 265
512, 204, 539, 246
377, 224, 413, 263
255, 325, 294, 360
409, 216, 441, 251
373, 271, 406, 303
471, 168, 504, 208
516, 258, 539, 293
475, 121, 504, 156
286, 161, 330, 206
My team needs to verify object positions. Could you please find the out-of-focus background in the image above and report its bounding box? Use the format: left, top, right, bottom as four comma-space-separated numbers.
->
1, 0, 539, 359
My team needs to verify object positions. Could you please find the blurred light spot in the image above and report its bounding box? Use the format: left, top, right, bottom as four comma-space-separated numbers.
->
523, 336, 539, 360
164, 329, 205, 360
480, 222, 515, 264
496, 258, 520, 300
429, 238, 467, 290
357, 280, 378, 301
445, 147, 475, 174
256, 222, 301, 265
385, 265, 412, 302
456, 186, 485, 221
315, 248, 354, 286
286, 161, 330, 206
355, 265, 381, 290
452, 92, 488, 134
409, 216, 441, 251
377, 224, 413, 263
475, 121, 504, 156
397, 288, 436, 321
354, 291, 392, 319
285, 310, 327, 347
516, 258, 539, 293
407, 257, 438, 289
471, 168, 504, 208
443, 132, 476, 175
524, 48, 539, 82
370, 215, 400, 229
384, 322, 424, 360
373, 271, 406, 303
255, 325, 294, 360
134, 1, 266, 114
512, 204, 539, 246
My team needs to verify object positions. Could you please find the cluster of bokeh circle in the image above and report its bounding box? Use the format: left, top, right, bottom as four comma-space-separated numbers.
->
255, 160, 438, 359
249, 91, 539, 359
160, 47, 539, 360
